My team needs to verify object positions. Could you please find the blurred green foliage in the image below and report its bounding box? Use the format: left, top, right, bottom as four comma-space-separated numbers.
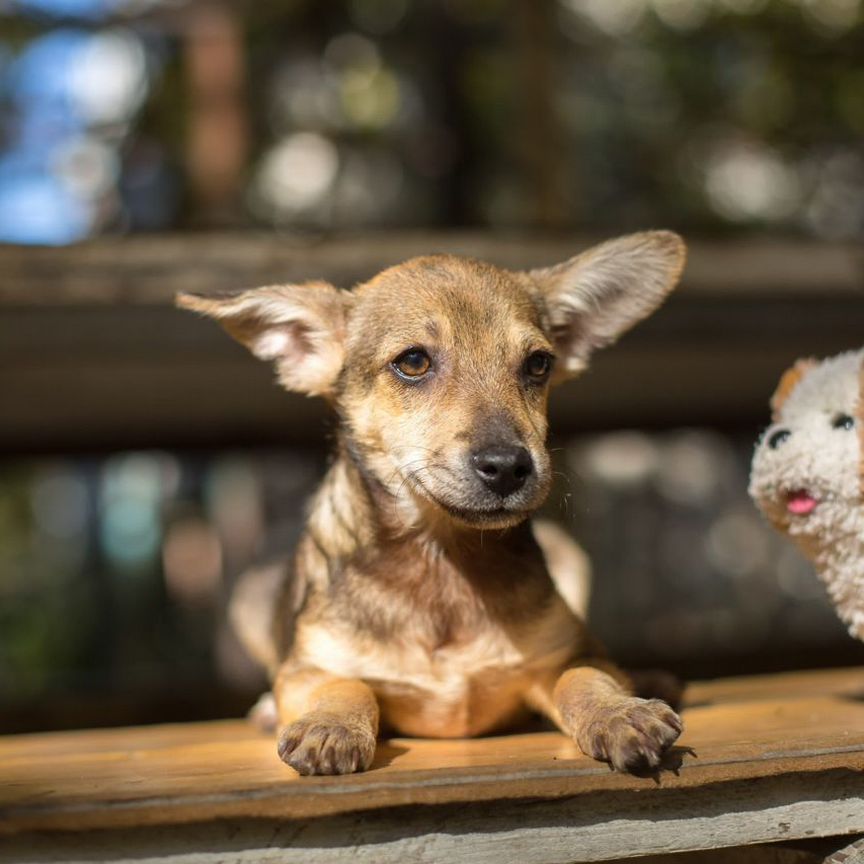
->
2, 0, 862, 238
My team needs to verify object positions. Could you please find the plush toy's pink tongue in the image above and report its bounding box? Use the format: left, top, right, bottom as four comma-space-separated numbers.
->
786, 490, 817, 516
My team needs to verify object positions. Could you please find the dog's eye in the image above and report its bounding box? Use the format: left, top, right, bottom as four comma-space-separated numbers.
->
768, 428, 791, 450
392, 349, 431, 380
524, 351, 553, 381
832, 413, 855, 430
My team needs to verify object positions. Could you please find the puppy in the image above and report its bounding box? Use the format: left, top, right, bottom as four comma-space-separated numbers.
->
177, 231, 687, 776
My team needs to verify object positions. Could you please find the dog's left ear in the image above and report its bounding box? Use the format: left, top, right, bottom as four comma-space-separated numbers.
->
176, 282, 350, 397
528, 231, 686, 380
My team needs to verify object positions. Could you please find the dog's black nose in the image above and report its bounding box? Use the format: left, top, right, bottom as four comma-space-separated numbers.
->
471, 446, 533, 497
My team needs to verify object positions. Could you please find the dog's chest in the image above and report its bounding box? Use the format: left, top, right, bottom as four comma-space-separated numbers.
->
296, 596, 579, 737
291, 525, 583, 736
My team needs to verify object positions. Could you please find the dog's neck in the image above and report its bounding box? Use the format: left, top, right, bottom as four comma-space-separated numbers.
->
299, 444, 553, 647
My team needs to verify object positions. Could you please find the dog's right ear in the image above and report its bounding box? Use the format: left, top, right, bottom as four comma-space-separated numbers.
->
176, 282, 350, 397
528, 231, 686, 380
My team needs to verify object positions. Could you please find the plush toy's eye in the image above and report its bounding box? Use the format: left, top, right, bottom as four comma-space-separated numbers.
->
392, 348, 432, 380
832, 413, 855, 431
524, 351, 554, 382
768, 428, 791, 450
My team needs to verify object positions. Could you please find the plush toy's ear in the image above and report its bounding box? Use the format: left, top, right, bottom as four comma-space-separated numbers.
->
770, 358, 817, 421
176, 282, 350, 397
527, 231, 686, 380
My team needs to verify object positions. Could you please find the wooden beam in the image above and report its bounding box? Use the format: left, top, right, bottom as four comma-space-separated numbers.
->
3, 775, 864, 863
1, 233, 863, 305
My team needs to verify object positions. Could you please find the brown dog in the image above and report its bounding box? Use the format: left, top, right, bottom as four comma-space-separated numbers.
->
177, 231, 686, 775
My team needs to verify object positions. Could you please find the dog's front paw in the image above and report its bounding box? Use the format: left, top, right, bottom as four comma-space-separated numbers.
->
277, 712, 376, 775
577, 697, 682, 773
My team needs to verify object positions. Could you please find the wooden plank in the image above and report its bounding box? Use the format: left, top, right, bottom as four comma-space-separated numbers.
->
684, 666, 864, 707
1, 233, 863, 305
1, 766, 864, 863
2, 667, 864, 837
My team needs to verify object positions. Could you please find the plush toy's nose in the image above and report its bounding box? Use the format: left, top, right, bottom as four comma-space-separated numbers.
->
768, 428, 791, 450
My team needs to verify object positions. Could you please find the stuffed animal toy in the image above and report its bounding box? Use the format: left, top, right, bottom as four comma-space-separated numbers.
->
749, 349, 864, 639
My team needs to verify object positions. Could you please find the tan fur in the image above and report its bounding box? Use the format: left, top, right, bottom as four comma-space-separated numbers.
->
177, 231, 686, 775
532, 519, 591, 619
528, 231, 687, 378
548, 665, 681, 769
177, 283, 348, 397
770, 358, 817, 420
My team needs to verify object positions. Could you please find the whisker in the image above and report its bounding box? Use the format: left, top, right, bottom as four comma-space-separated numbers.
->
552, 470, 574, 489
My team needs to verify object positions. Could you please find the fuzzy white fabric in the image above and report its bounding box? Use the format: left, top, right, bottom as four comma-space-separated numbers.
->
749, 348, 864, 638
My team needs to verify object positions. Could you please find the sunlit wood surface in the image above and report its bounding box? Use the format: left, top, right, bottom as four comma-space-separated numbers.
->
3, 666, 864, 839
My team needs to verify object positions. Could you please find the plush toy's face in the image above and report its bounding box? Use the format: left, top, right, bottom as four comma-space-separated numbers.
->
749, 350, 864, 541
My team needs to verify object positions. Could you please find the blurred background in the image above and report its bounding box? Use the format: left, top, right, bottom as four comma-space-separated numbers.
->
2, 0, 864, 733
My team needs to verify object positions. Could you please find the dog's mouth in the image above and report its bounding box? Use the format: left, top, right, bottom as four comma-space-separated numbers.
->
785, 489, 818, 516
406, 472, 535, 527
435, 500, 533, 527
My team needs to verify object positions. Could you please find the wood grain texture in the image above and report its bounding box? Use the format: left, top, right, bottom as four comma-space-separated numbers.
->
2, 667, 864, 838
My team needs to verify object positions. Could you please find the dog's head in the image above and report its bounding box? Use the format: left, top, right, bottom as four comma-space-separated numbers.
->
179, 231, 685, 530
